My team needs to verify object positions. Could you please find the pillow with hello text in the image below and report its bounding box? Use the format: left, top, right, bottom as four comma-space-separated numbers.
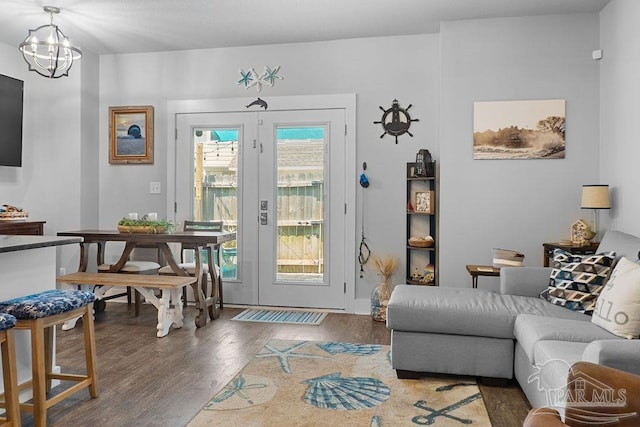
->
592, 257, 640, 339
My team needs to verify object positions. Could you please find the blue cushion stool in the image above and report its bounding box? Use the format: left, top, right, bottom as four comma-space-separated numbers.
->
0, 290, 99, 427
0, 313, 20, 427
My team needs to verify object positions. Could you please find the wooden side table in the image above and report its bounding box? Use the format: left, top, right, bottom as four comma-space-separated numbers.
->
0, 220, 45, 236
465, 265, 501, 289
542, 242, 599, 267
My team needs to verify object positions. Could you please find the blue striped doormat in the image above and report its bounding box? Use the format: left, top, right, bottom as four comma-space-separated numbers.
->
231, 309, 327, 325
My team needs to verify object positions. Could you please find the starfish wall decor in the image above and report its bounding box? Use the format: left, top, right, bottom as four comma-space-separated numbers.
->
237, 66, 283, 92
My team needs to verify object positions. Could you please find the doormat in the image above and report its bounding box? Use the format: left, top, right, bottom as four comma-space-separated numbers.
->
188, 339, 491, 426
231, 309, 328, 326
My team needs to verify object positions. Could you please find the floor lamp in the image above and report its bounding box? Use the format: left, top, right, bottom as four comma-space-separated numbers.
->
581, 184, 610, 241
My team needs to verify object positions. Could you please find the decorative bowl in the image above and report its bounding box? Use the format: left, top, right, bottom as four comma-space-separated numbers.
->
408, 236, 434, 248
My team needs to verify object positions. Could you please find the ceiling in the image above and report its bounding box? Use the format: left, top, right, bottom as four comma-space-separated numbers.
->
0, 0, 611, 55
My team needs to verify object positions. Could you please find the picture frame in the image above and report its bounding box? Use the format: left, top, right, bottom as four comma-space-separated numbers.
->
109, 105, 154, 164
473, 99, 565, 160
414, 191, 434, 214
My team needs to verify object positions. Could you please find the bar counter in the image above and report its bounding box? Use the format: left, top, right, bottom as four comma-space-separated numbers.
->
0, 235, 81, 253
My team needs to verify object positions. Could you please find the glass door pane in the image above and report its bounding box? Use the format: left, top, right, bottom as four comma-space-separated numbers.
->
194, 128, 238, 280
276, 127, 325, 284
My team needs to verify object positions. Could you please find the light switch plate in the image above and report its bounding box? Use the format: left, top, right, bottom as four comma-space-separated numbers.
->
150, 181, 161, 194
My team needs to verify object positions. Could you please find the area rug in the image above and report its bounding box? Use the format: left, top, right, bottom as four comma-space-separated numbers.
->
231, 309, 327, 326
188, 339, 491, 426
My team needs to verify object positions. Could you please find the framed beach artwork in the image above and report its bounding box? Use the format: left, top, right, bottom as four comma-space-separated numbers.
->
473, 99, 565, 160
109, 105, 154, 164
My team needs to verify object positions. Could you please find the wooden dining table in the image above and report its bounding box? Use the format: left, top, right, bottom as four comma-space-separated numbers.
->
57, 229, 236, 328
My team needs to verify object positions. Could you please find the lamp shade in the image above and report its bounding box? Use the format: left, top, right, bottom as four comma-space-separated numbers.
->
581, 185, 610, 209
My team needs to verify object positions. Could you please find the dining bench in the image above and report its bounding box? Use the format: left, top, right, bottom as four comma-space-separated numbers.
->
57, 272, 196, 337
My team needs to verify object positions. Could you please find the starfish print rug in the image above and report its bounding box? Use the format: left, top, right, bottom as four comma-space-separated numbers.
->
188, 339, 491, 426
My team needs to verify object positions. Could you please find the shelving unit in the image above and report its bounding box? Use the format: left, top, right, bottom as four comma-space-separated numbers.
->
406, 162, 437, 285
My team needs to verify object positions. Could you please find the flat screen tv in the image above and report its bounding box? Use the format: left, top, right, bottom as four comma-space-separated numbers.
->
0, 74, 24, 167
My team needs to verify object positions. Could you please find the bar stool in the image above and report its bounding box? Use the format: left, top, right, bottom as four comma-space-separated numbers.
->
0, 313, 20, 427
0, 289, 98, 427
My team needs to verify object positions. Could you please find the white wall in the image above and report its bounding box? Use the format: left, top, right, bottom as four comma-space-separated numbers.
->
0, 43, 81, 269
80, 50, 100, 230
0, 42, 30, 206
0, 41, 99, 274
3, 8, 629, 309
99, 35, 440, 303
439, 13, 602, 291
600, 0, 640, 238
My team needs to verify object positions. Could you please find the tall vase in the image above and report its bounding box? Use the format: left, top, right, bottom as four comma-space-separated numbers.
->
371, 279, 391, 322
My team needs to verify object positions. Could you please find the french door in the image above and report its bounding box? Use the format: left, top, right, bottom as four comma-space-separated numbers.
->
175, 109, 346, 309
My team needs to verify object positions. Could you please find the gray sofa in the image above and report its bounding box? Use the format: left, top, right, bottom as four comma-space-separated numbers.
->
387, 230, 640, 408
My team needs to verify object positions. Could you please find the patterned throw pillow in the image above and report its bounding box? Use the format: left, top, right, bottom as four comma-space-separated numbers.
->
540, 249, 616, 314
592, 257, 640, 339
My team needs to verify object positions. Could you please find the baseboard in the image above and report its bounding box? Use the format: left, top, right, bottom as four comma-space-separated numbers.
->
353, 298, 371, 315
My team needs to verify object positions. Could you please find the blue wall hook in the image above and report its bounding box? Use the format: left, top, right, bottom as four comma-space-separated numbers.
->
360, 173, 369, 188
360, 162, 369, 188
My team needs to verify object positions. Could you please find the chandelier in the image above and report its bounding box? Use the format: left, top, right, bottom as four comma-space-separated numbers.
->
18, 6, 82, 79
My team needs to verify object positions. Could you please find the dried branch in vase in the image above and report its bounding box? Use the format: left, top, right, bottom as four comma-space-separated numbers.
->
370, 254, 400, 283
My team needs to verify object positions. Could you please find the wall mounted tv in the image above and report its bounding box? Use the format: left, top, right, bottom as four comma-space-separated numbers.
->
0, 74, 24, 167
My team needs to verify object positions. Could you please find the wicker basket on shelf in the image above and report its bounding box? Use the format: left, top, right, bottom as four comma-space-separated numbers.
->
408, 236, 434, 248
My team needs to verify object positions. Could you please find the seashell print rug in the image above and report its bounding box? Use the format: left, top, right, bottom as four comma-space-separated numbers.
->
188, 339, 492, 426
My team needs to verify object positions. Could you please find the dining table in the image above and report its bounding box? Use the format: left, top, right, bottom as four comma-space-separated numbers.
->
57, 229, 236, 328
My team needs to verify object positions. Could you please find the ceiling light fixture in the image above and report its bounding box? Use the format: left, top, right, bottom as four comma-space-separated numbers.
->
18, 6, 82, 79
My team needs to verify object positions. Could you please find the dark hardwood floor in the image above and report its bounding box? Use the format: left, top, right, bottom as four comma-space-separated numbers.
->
25, 303, 530, 426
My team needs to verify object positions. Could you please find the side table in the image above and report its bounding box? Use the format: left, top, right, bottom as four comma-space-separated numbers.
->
542, 242, 599, 267
465, 265, 501, 289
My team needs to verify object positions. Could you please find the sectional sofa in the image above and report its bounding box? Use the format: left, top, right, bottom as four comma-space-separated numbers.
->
386, 230, 640, 408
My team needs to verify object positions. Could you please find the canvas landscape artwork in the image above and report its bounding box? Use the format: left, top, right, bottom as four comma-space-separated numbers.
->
115, 112, 147, 156
473, 99, 566, 160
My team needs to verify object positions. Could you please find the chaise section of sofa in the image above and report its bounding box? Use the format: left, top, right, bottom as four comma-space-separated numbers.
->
386, 285, 586, 379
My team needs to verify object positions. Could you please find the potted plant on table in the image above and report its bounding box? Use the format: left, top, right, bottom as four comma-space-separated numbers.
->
117, 217, 175, 234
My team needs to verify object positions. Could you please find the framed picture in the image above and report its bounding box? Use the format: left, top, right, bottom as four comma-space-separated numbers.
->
414, 191, 434, 213
109, 106, 154, 164
473, 99, 565, 160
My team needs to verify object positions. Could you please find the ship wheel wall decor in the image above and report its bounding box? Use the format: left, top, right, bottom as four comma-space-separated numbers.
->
373, 99, 419, 144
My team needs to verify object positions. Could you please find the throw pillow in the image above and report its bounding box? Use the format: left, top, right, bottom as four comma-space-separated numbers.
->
592, 257, 640, 339
540, 249, 616, 314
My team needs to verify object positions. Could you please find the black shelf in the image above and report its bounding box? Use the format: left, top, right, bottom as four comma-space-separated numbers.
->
406, 161, 437, 286
406, 245, 435, 251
